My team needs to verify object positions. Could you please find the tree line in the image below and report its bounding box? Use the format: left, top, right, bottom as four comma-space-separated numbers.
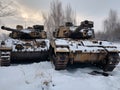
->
96, 10, 120, 41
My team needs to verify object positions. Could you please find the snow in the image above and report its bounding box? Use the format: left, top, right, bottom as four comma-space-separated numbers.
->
0, 62, 120, 90
114, 43, 120, 51
54, 39, 119, 53
1, 52, 11, 54
56, 47, 69, 52
69, 26, 78, 31
21, 29, 32, 34
55, 39, 69, 46
4, 38, 50, 52
69, 43, 105, 53
87, 30, 93, 36
82, 40, 114, 47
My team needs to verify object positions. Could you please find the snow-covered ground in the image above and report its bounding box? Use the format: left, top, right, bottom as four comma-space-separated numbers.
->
0, 43, 120, 90
0, 62, 120, 90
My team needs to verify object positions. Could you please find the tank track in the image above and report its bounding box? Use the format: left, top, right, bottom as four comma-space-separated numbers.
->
0, 51, 11, 66
103, 52, 120, 72
53, 53, 69, 70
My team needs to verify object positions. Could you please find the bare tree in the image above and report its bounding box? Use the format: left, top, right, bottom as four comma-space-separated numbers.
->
0, 0, 15, 40
43, 0, 64, 39
104, 10, 117, 33
43, 0, 76, 39
96, 9, 120, 41
103, 10, 120, 41
65, 4, 76, 24
43, 14, 54, 39
50, 0, 64, 29
0, 1, 15, 18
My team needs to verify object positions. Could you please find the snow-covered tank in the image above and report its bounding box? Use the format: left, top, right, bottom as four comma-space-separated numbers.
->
50, 20, 120, 71
0, 25, 50, 66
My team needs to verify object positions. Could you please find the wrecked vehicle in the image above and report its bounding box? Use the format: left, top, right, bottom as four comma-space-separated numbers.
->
0, 25, 50, 66
50, 20, 120, 71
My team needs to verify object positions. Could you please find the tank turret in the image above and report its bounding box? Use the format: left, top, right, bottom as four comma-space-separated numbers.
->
70, 20, 95, 39
54, 20, 95, 39
1, 25, 47, 39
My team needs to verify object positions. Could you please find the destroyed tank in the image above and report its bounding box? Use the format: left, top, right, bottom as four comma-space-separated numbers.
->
0, 25, 50, 66
50, 20, 120, 71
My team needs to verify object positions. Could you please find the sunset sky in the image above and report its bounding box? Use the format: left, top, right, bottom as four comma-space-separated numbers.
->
0, 0, 120, 33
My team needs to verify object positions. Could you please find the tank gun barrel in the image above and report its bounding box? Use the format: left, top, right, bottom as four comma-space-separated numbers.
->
1, 26, 47, 39
1, 26, 23, 33
1, 26, 22, 33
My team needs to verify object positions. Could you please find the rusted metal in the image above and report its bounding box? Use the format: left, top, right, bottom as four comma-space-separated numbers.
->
72, 53, 107, 63
0, 47, 12, 51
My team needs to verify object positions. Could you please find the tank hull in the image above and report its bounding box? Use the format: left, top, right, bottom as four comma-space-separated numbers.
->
51, 39, 120, 71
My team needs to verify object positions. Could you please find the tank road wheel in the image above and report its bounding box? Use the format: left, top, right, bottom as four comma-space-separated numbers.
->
103, 52, 120, 72
53, 53, 69, 70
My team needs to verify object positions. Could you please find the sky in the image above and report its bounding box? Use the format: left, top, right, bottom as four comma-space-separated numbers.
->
0, 0, 120, 33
